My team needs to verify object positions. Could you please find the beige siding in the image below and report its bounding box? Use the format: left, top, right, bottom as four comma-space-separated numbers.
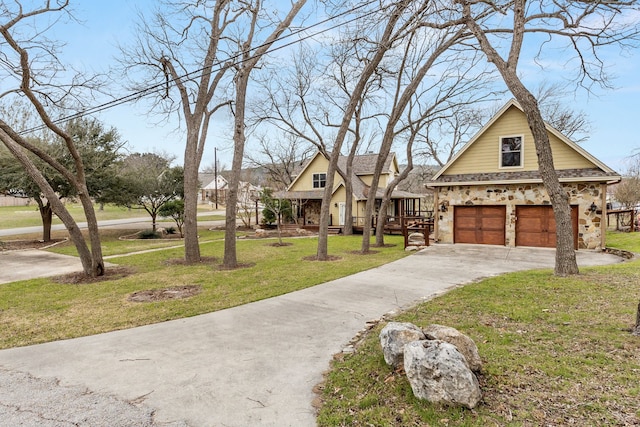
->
358, 172, 393, 187
444, 106, 595, 175
289, 154, 341, 192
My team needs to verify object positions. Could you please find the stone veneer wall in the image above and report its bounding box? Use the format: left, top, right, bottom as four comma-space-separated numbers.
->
436, 182, 603, 249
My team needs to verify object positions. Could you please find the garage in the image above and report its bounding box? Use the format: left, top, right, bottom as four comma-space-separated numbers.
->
515, 205, 578, 249
454, 206, 506, 245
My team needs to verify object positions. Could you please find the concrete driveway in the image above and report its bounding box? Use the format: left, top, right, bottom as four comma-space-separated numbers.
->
0, 245, 623, 426
0, 249, 88, 284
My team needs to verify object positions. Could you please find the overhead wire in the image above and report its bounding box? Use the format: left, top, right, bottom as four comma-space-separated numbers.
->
18, 0, 385, 135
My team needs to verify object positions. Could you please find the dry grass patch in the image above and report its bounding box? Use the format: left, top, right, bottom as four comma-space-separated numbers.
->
128, 285, 202, 302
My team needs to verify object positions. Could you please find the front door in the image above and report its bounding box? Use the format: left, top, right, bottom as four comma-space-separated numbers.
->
338, 202, 346, 226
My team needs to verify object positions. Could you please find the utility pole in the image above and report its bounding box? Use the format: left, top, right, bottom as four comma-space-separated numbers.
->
214, 147, 218, 209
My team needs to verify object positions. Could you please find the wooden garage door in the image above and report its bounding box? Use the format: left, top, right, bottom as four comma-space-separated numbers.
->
454, 206, 506, 245
515, 205, 578, 249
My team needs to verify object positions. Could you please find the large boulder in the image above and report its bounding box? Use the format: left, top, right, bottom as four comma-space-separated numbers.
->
379, 322, 426, 369
423, 324, 483, 373
404, 340, 481, 409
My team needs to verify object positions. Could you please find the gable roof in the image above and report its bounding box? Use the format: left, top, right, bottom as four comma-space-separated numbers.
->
288, 151, 398, 190
282, 151, 417, 200
198, 173, 228, 190
429, 99, 620, 186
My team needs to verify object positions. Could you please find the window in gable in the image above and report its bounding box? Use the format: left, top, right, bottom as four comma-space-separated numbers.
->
500, 136, 523, 168
312, 173, 326, 188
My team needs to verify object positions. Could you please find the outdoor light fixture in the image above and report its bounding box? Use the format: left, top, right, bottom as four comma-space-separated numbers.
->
440, 202, 448, 212
590, 202, 598, 213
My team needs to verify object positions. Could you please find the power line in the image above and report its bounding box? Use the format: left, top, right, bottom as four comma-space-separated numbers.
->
19, 0, 384, 135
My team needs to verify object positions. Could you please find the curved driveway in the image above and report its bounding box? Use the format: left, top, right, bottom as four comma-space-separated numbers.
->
0, 245, 623, 426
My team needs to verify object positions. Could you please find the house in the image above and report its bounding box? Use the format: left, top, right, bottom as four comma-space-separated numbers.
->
280, 151, 424, 231
198, 173, 228, 206
198, 172, 262, 210
427, 99, 621, 250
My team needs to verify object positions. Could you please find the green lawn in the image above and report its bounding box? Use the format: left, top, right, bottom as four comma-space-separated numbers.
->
317, 230, 640, 426
0, 204, 150, 229
0, 233, 408, 349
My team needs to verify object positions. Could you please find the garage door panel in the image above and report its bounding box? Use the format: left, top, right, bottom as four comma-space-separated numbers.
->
455, 230, 479, 243
516, 206, 577, 249
481, 217, 506, 230
454, 206, 505, 245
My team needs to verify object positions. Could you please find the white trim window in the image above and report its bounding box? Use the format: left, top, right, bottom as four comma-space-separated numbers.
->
500, 136, 523, 168
312, 173, 326, 188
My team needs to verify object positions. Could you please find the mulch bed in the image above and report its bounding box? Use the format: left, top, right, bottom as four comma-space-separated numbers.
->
53, 266, 136, 285
303, 255, 342, 261
347, 250, 380, 255
164, 256, 218, 266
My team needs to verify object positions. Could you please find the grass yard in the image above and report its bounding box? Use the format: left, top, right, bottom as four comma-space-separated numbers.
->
0, 233, 408, 349
45, 228, 227, 257
317, 231, 640, 426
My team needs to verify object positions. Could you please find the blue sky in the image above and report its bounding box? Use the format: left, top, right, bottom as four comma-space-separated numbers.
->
50, 1, 640, 174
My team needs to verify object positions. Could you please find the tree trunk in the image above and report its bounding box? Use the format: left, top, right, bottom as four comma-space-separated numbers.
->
183, 130, 201, 264
76, 188, 105, 276
507, 89, 579, 276
151, 212, 157, 232
223, 71, 249, 269
37, 199, 53, 242
633, 300, 640, 336
317, 2, 409, 259
342, 155, 355, 236
361, 155, 387, 253
1, 134, 97, 275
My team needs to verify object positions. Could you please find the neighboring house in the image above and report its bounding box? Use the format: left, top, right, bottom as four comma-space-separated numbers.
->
279, 151, 423, 230
198, 173, 261, 209
427, 99, 621, 250
199, 173, 228, 206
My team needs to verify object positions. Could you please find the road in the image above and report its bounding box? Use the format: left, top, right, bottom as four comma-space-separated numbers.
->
0, 211, 226, 237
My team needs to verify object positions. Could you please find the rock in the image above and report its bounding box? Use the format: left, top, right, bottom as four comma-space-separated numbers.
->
379, 322, 426, 369
423, 324, 483, 372
404, 340, 481, 409
408, 232, 425, 245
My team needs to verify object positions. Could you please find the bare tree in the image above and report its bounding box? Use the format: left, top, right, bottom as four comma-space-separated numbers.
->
120, 0, 238, 264
245, 133, 314, 190
252, 43, 381, 236
310, 0, 438, 260
614, 157, 640, 209
359, 22, 489, 252
456, 0, 640, 275
0, 1, 106, 277
535, 82, 592, 143
222, 0, 308, 268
